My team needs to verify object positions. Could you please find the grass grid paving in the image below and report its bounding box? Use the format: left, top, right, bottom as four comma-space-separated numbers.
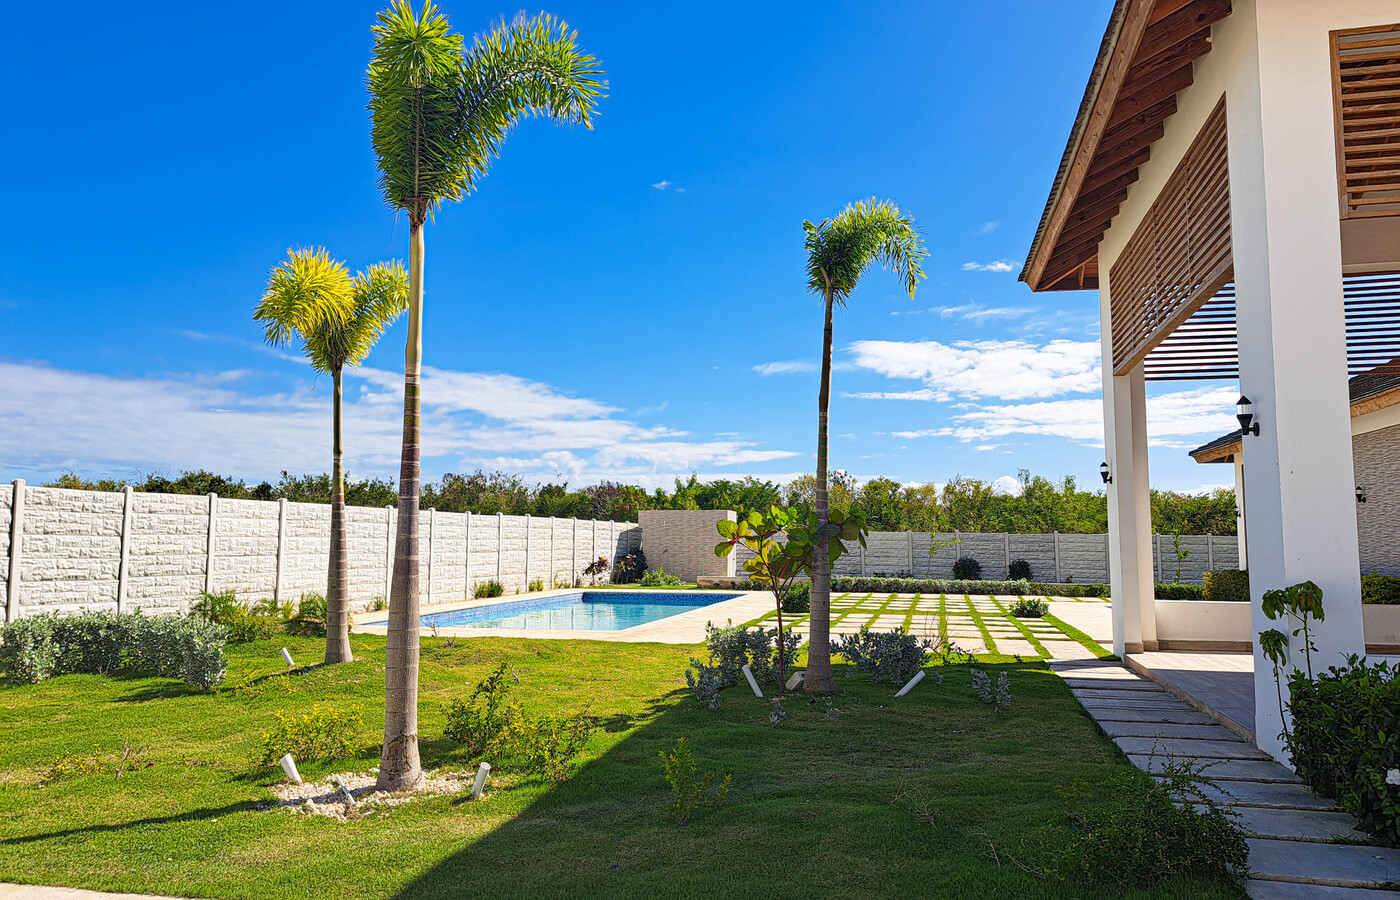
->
959, 595, 999, 656
987, 596, 1052, 660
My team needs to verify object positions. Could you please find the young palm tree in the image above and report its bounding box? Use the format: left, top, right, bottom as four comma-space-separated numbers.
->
254, 248, 408, 665
367, 1, 604, 791
802, 199, 926, 694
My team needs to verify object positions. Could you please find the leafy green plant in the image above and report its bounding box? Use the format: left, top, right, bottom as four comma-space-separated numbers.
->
780, 581, 811, 613
1362, 571, 1400, 605
296, 593, 328, 620
527, 578, 544, 593
1008, 559, 1032, 581
582, 556, 611, 585
832, 625, 930, 685
612, 548, 646, 584
1203, 569, 1249, 603
473, 580, 504, 599
190, 591, 280, 643
254, 597, 294, 621
951, 557, 982, 580
444, 663, 515, 758
366, 596, 388, 612
1155, 583, 1204, 601
1169, 531, 1190, 584
1052, 758, 1247, 889
232, 673, 298, 699
970, 669, 1011, 715
831, 576, 1108, 598
502, 708, 595, 783
44, 746, 108, 784
255, 704, 364, 768
1010, 597, 1049, 618
1262, 580, 1325, 679
640, 567, 683, 587
0, 611, 227, 689
684, 661, 724, 711
659, 737, 730, 825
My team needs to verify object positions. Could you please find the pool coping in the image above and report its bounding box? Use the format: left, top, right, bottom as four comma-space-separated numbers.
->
349, 588, 774, 645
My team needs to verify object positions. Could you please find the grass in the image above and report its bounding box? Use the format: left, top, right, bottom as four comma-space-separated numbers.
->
0, 632, 1232, 899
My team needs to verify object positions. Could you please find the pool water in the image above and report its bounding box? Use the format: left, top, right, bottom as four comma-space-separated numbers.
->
418, 591, 741, 631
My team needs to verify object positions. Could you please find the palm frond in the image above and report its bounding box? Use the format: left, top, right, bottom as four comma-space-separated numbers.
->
804, 198, 927, 305
343, 261, 410, 368
253, 248, 354, 355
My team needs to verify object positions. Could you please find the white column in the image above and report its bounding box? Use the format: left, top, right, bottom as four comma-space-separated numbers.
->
274, 497, 288, 603
1229, 2, 1366, 759
6, 480, 25, 623
116, 486, 134, 614
204, 492, 218, 594
1102, 340, 1157, 655
1233, 456, 1248, 569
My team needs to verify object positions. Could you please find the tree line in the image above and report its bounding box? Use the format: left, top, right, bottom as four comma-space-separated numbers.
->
45, 467, 1239, 535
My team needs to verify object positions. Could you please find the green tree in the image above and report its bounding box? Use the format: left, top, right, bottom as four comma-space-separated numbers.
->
254, 247, 408, 665
802, 199, 925, 694
367, 0, 603, 791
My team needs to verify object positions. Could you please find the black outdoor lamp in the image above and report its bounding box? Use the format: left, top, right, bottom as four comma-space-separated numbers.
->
1357, 486, 1368, 504
1236, 395, 1261, 436
1099, 461, 1112, 484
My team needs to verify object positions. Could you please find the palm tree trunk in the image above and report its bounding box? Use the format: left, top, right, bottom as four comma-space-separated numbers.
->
806, 291, 837, 694
325, 367, 354, 664
377, 218, 426, 792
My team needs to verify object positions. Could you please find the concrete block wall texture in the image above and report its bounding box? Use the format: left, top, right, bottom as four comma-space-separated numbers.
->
2, 481, 640, 621
737, 529, 1240, 585
1353, 423, 1400, 576
638, 509, 736, 581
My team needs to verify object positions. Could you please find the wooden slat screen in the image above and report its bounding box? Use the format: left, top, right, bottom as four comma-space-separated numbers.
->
1332, 25, 1400, 219
1109, 98, 1231, 375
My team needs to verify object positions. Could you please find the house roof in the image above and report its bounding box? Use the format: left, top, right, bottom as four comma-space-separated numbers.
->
1021, 0, 1234, 293
1190, 364, 1400, 463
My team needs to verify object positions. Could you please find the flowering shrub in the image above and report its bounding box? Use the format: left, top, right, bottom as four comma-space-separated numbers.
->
951, 557, 982, 580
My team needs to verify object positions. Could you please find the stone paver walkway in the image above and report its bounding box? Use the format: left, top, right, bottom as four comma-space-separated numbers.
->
1052, 659, 1400, 897
0, 886, 182, 900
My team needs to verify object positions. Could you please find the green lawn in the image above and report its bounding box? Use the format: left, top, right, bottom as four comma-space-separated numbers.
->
0, 633, 1236, 899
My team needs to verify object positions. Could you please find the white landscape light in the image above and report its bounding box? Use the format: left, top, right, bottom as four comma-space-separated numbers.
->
895, 670, 926, 697
279, 753, 303, 784
471, 761, 491, 799
280, 647, 295, 667
331, 774, 356, 807
785, 670, 805, 690
741, 664, 764, 698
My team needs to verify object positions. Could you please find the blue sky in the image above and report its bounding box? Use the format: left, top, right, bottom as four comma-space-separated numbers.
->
0, 0, 1239, 494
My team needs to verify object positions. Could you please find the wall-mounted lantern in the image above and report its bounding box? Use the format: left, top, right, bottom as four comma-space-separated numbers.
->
1099, 462, 1112, 484
1356, 486, 1368, 504
1236, 395, 1261, 437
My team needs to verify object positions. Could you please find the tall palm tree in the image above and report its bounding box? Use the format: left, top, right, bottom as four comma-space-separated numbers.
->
367, 0, 604, 791
802, 199, 925, 694
254, 248, 409, 665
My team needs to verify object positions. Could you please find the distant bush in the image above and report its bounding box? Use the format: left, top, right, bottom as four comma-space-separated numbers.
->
1203, 569, 1250, 603
831, 576, 1108, 598
1155, 583, 1204, 602
1008, 559, 1033, 581
444, 663, 515, 758
640, 567, 683, 587
951, 557, 982, 580
189, 590, 280, 642
527, 578, 545, 593
831, 625, 930, 685
1362, 571, 1400, 605
612, 548, 647, 584
296, 592, 327, 620
781, 581, 811, 614
0, 611, 227, 689
256, 704, 364, 768
473, 580, 504, 599
1010, 597, 1049, 618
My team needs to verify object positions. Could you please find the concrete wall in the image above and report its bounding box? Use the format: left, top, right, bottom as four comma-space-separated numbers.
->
638, 509, 736, 581
736, 531, 1238, 584
1353, 422, 1400, 576
1154, 598, 1400, 654
2, 481, 641, 620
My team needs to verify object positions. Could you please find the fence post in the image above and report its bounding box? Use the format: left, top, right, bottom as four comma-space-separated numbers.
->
426, 508, 435, 606
1053, 531, 1061, 583
572, 518, 578, 584
1004, 533, 1011, 579
464, 511, 472, 597
274, 498, 288, 603
5, 480, 25, 623
204, 493, 218, 594
859, 540, 866, 576
383, 505, 393, 602
907, 531, 914, 575
524, 514, 531, 589
496, 513, 503, 584
1154, 534, 1162, 582
116, 486, 134, 615
1206, 533, 1215, 573
549, 517, 556, 588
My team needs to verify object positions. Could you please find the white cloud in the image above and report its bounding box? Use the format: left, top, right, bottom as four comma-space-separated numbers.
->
991, 475, 1023, 496
934, 303, 1037, 322
847, 338, 1101, 401
652, 180, 671, 190
752, 360, 816, 376
974, 221, 1000, 236
961, 260, 1017, 273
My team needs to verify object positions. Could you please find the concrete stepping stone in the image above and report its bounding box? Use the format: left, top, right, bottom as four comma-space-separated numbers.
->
1187, 779, 1340, 810
1225, 806, 1368, 842
1093, 706, 1218, 724
1129, 755, 1300, 782
1246, 878, 1399, 898
1247, 838, 1400, 889
1072, 688, 1176, 702
1114, 736, 1271, 759
1078, 695, 1194, 711
1098, 721, 1244, 740
1065, 677, 1163, 692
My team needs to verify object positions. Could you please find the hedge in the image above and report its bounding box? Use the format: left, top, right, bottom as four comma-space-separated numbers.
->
0, 611, 228, 689
1363, 571, 1400, 605
1204, 569, 1250, 603
829, 576, 1109, 597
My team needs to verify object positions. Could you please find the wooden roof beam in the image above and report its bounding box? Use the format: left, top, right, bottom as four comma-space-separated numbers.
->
1142, 0, 1232, 54
1121, 29, 1213, 96
1107, 65, 1195, 129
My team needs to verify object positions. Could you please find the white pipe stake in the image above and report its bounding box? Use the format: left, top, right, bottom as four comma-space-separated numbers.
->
741, 664, 763, 698
785, 671, 805, 691
895, 669, 926, 698
331, 774, 356, 807
471, 761, 491, 799
280, 648, 295, 667
279, 753, 303, 784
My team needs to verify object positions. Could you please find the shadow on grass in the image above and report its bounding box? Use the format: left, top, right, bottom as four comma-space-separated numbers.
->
0, 800, 260, 846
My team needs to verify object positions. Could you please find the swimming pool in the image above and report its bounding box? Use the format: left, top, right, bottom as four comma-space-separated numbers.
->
417, 591, 742, 631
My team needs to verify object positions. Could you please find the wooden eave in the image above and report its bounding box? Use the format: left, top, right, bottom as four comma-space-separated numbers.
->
1021, 0, 1232, 292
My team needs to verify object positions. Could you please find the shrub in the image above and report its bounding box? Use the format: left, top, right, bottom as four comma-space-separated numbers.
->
190, 590, 279, 642
1010, 597, 1048, 618
527, 578, 544, 593
473, 580, 504, 599
971, 669, 1011, 715
0, 611, 226, 689
781, 581, 811, 614
640, 567, 683, 587
659, 737, 730, 824
444, 663, 515, 758
296, 592, 327, 620
951, 556, 982, 580
685, 661, 724, 711
1203, 569, 1250, 603
612, 548, 647, 584
1155, 583, 1204, 601
1287, 656, 1399, 844
830, 576, 1108, 598
45, 745, 108, 783
582, 556, 610, 584
831, 625, 930, 685
256, 704, 364, 768
1362, 571, 1400, 605
503, 708, 595, 783
1008, 558, 1033, 581
1053, 758, 1247, 890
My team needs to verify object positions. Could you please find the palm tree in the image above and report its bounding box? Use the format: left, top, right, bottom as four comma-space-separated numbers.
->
802, 199, 926, 694
254, 248, 409, 665
367, 0, 604, 791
